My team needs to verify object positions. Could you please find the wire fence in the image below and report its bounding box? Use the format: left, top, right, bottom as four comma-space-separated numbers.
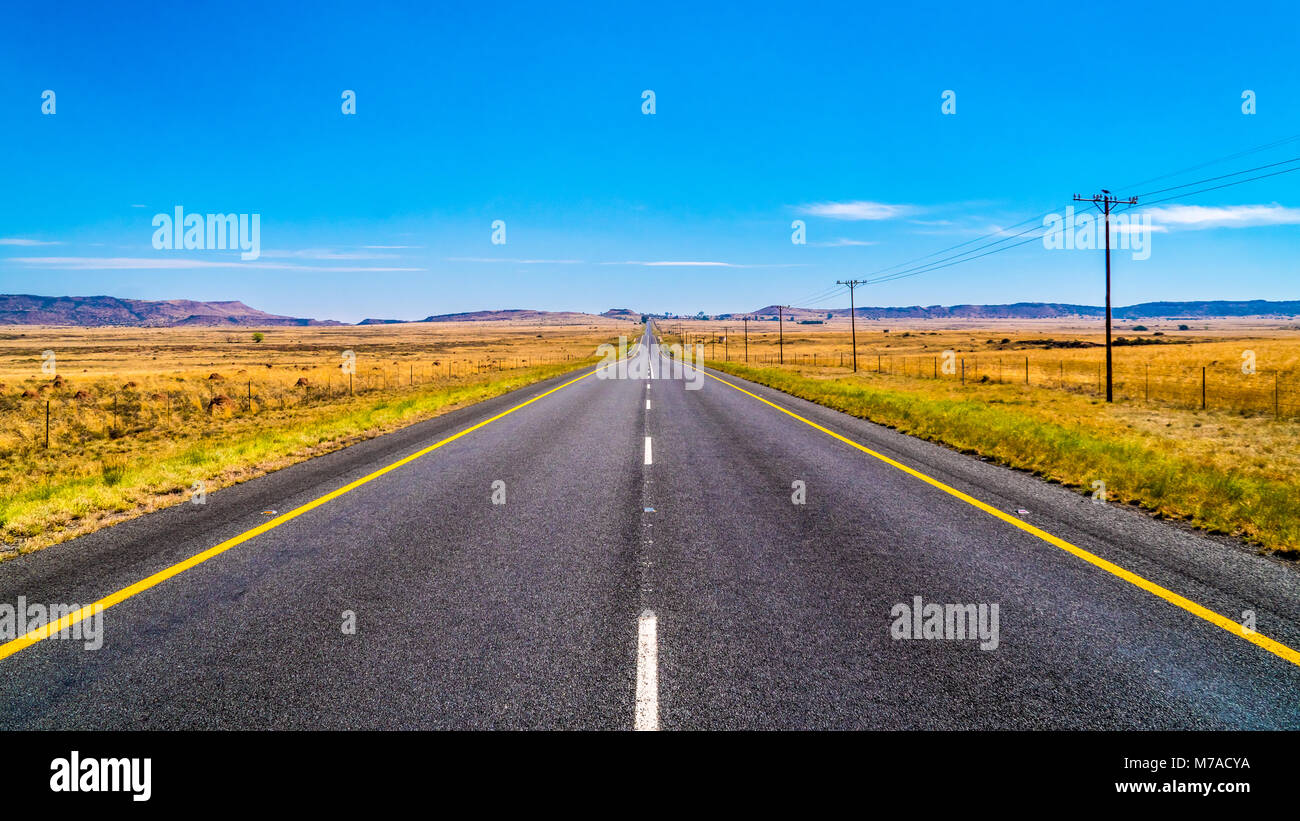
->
2, 353, 581, 454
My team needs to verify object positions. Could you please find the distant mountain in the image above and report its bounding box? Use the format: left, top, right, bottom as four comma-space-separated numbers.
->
601, 308, 639, 318
742, 300, 1300, 321
418, 309, 617, 323
0, 295, 343, 327
1110, 300, 1300, 319
419, 309, 556, 322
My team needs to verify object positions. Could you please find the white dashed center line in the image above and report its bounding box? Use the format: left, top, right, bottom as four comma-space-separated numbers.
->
643, 436, 653, 465
634, 609, 659, 731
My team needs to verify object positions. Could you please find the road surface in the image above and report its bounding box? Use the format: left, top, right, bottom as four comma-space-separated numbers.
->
1, 324, 1298, 729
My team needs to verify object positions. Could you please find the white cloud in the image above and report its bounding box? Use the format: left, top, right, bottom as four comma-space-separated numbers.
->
0, 238, 60, 246
1114, 222, 1166, 234
1142, 203, 1300, 230
797, 201, 917, 220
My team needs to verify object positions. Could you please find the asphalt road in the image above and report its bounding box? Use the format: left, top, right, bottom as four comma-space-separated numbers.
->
1, 324, 1298, 729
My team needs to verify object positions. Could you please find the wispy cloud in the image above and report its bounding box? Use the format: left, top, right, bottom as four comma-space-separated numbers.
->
601, 260, 807, 268
797, 201, 917, 220
1142, 204, 1300, 230
364, 244, 421, 249
606, 260, 738, 267
262, 248, 396, 260
809, 238, 877, 247
0, 238, 61, 246
10, 256, 421, 272
447, 257, 583, 264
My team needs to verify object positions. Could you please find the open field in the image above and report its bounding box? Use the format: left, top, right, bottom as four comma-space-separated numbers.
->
0, 318, 635, 556
662, 317, 1300, 554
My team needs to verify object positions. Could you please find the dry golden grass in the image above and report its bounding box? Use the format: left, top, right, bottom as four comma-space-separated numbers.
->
0, 319, 636, 556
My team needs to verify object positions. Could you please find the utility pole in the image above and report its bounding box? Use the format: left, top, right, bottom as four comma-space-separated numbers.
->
724, 327, 729, 361
777, 306, 788, 364
742, 316, 750, 363
836, 279, 865, 372
1074, 191, 1137, 402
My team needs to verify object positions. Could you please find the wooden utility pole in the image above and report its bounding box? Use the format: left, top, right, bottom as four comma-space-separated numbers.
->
777, 306, 788, 364
836, 280, 865, 372
742, 316, 750, 363
1075, 191, 1138, 402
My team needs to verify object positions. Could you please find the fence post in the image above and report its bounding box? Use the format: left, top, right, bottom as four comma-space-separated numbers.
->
1025, 356, 1029, 384
1201, 366, 1207, 410
1276, 371, 1280, 418
961, 359, 965, 386
45, 400, 50, 448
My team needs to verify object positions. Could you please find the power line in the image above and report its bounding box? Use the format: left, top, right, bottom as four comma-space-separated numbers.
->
859, 211, 1058, 279
789, 283, 847, 308
853, 134, 1300, 286
855, 219, 1056, 285
766, 139, 1300, 327
1115, 132, 1300, 192
797, 289, 849, 309
1122, 165, 1300, 210
857, 158, 1298, 287
1130, 156, 1300, 199
863, 230, 1056, 285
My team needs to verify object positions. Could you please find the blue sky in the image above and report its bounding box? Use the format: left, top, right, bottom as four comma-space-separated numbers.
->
1, 1, 1297, 322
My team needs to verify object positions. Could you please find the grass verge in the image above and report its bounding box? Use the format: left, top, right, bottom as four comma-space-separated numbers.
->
707, 360, 1300, 555
0, 359, 597, 558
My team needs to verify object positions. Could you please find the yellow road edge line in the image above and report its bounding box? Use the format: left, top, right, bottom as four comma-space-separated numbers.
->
694, 364, 1300, 669
0, 363, 612, 662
